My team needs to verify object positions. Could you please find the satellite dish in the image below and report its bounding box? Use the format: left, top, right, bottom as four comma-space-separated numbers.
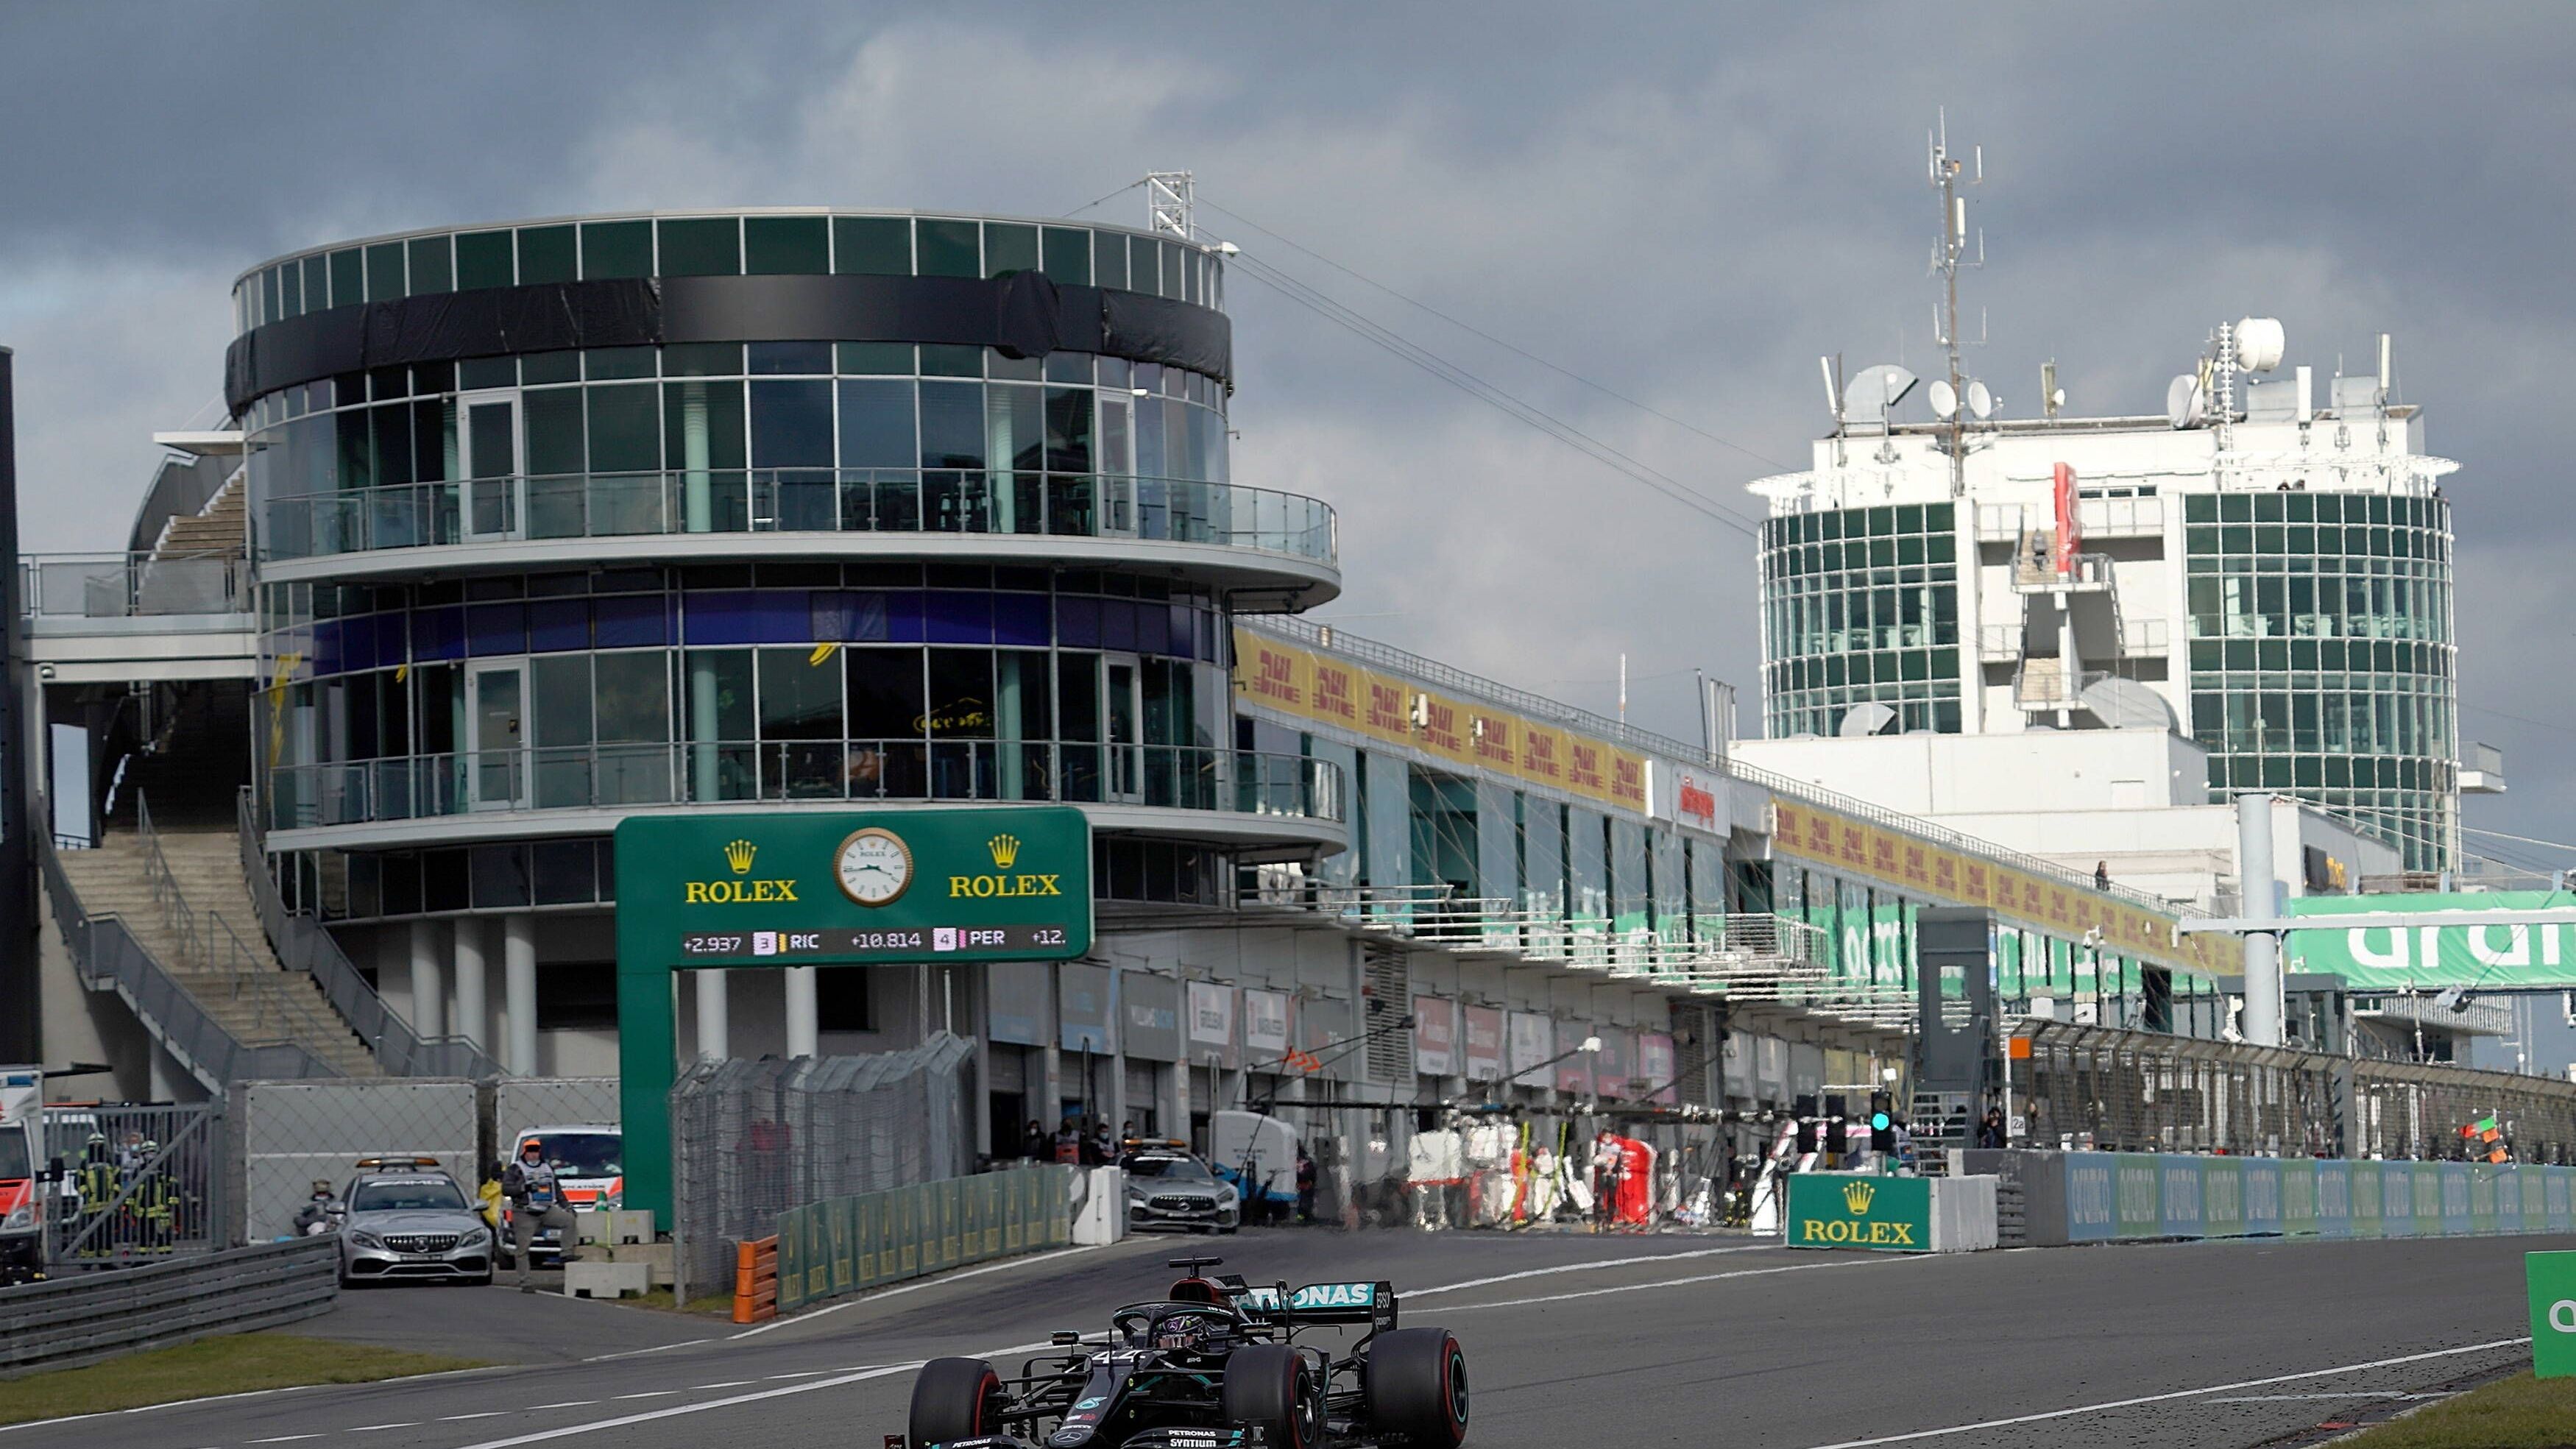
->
2078, 677, 2179, 732
1926, 379, 1959, 420
2166, 374, 2207, 429
1966, 379, 1994, 419
1838, 702, 1899, 738
2234, 316, 2287, 373
1844, 364, 1918, 424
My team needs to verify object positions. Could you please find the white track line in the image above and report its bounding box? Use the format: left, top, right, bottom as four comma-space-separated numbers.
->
1794, 1337, 2533, 1448
726, 1244, 1108, 1339
436, 1414, 506, 1423
578, 1337, 714, 1363
445, 1344, 1051, 1449
1437, 1256, 1911, 1312
1409, 1244, 1772, 1297
346, 1423, 420, 1433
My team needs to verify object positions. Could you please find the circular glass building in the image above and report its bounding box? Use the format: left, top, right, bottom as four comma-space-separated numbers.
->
226, 210, 1345, 1072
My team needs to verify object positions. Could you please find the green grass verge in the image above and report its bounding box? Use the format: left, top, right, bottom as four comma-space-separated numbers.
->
0, 1332, 486, 1426
2337, 1372, 2576, 1448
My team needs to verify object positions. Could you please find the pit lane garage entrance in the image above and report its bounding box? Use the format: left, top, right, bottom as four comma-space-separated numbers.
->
614, 807, 1094, 1222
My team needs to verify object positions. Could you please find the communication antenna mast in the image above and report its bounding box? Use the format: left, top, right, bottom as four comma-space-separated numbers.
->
1145, 171, 1195, 240
1927, 110, 1984, 497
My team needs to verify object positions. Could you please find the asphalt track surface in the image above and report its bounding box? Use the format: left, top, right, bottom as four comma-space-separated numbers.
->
4, 1228, 2556, 1449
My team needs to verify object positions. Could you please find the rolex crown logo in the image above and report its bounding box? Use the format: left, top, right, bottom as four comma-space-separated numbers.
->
987, 833, 1021, 870
1843, 1180, 1875, 1214
724, 840, 757, 875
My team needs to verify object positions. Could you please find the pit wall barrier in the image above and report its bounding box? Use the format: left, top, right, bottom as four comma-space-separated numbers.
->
1985, 1150, 2576, 1247
771, 1164, 1071, 1314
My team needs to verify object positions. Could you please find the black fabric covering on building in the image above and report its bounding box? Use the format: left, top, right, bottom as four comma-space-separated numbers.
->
225, 273, 1231, 411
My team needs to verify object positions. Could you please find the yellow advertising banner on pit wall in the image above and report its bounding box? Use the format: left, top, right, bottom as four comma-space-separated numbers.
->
1770, 798, 2232, 977
1234, 628, 1649, 815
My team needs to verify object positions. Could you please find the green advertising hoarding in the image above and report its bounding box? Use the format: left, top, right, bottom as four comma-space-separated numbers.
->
1786, 1172, 1933, 1252
616, 807, 1094, 1222
2533, 1252, 2576, 1378
2285, 892, 2576, 988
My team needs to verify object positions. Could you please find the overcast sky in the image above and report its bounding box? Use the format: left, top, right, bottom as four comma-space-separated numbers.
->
4, 3, 2569, 865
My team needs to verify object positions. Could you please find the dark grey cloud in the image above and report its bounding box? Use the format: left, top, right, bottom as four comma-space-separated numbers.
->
4, 1, 2572, 860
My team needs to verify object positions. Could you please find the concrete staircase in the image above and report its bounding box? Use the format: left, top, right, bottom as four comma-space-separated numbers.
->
152, 472, 247, 560
55, 831, 380, 1077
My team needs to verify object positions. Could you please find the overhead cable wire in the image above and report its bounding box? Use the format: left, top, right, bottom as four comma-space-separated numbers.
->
1199, 195, 1798, 475
2462, 825, 2576, 857
1222, 249, 1764, 537
1060, 180, 1144, 219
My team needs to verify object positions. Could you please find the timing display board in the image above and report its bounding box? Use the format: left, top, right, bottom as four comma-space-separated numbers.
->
615, 806, 1093, 1222
615, 807, 1094, 966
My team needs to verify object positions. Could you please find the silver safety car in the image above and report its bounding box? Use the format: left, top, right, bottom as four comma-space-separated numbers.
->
335, 1158, 495, 1287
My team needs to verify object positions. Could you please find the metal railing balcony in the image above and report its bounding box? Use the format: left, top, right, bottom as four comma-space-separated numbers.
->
261, 470, 1337, 568
21, 551, 247, 619
266, 741, 1345, 832
2119, 617, 2170, 655
2076, 494, 2166, 538
1973, 503, 2025, 542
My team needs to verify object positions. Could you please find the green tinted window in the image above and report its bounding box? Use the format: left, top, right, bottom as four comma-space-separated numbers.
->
455, 230, 514, 290
919, 344, 983, 378
523, 389, 587, 475
838, 342, 912, 375
279, 263, 302, 318
406, 235, 454, 295
832, 217, 910, 274
1093, 230, 1129, 290
302, 255, 329, 311
1128, 235, 1158, 294
744, 216, 829, 274
983, 222, 1038, 277
584, 347, 656, 380
581, 220, 653, 280
520, 351, 580, 386
517, 225, 578, 285
916, 219, 980, 277
458, 358, 516, 389
1041, 227, 1092, 285
586, 384, 662, 472
364, 243, 406, 301
330, 249, 366, 306
657, 217, 740, 277
662, 343, 741, 377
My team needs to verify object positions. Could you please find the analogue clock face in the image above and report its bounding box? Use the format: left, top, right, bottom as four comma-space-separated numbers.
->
835, 828, 913, 907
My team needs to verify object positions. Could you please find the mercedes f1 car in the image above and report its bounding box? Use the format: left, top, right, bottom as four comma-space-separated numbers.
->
895, 1256, 1468, 1449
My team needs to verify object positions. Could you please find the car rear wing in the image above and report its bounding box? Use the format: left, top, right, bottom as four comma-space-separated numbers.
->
1228, 1279, 1398, 1330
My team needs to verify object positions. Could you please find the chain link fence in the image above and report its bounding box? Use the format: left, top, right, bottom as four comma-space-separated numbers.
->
230, 1080, 481, 1242
43, 1103, 224, 1266
670, 1035, 974, 1292
2014, 1021, 2576, 1161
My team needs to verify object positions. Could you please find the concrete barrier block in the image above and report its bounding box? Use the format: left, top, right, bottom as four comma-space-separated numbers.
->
564, 1260, 651, 1300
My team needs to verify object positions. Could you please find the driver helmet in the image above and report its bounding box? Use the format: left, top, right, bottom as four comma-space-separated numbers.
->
1153, 1311, 1222, 1355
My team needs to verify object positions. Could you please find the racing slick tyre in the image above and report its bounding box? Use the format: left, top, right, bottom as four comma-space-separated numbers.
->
1366, 1328, 1470, 1447
1222, 1343, 1324, 1449
909, 1356, 1005, 1446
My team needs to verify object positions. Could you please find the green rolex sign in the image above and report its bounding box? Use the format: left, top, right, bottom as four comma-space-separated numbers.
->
615, 807, 1094, 1222
1786, 1172, 1933, 1253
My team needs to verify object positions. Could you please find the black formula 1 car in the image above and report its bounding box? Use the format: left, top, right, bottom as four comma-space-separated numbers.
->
895, 1256, 1468, 1449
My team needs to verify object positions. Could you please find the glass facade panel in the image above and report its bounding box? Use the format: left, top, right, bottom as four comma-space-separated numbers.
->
1759, 502, 1962, 736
